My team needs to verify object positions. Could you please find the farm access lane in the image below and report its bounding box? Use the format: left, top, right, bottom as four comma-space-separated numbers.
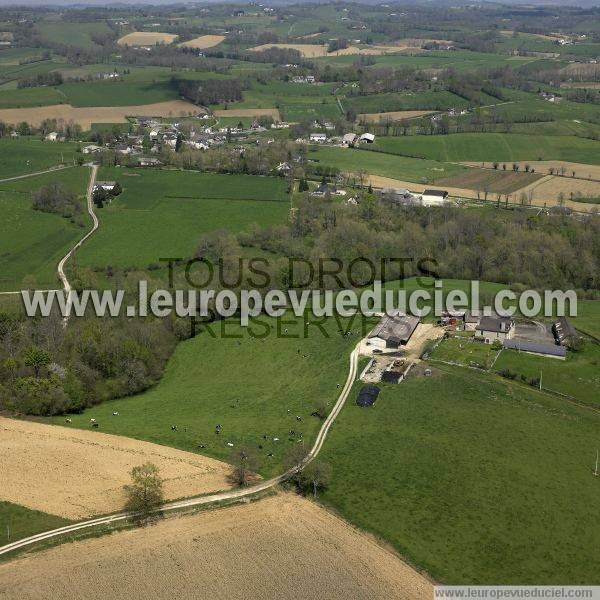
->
57, 163, 98, 319
0, 341, 363, 557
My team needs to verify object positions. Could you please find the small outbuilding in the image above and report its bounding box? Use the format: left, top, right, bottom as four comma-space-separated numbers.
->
356, 385, 380, 407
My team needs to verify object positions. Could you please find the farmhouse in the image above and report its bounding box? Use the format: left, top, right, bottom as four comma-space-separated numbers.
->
94, 181, 117, 193
45, 132, 63, 142
311, 182, 336, 196
475, 316, 515, 344
309, 132, 327, 143
368, 314, 420, 349
421, 189, 449, 206
356, 385, 380, 407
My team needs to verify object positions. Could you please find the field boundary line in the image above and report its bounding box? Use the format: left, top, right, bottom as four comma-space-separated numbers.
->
0, 341, 362, 557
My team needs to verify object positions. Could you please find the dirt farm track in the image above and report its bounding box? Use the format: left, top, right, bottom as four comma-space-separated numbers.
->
0, 493, 433, 600
0, 417, 230, 519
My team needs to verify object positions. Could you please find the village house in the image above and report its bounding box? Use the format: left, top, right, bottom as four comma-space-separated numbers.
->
475, 316, 515, 344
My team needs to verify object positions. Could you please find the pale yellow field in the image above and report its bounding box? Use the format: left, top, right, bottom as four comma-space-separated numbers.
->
462, 161, 600, 182
0, 100, 202, 130
179, 34, 225, 49
248, 43, 408, 58
117, 32, 179, 47
517, 175, 600, 207
359, 110, 433, 123
213, 107, 281, 120
0, 417, 230, 519
0, 494, 434, 600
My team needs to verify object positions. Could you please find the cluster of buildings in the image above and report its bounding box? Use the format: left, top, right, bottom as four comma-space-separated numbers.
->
307, 131, 375, 145
378, 187, 449, 207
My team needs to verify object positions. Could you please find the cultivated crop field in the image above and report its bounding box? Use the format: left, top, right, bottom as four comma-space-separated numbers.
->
436, 168, 542, 195
359, 110, 434, 123
0, 494, 433, 599
0, 416, 231, 519
75, 168, 289, 269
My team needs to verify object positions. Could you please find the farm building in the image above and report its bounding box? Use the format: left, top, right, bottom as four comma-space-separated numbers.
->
475, 316, 515, 344
360, 133, 375, 143
421, 189, 449, 206
503, 339, 566, 359
309, 132, 327, 143
356, 385, 380, 407
368, 314, 420, 349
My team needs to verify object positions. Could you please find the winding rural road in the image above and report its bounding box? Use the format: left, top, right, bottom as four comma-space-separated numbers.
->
56, 164, 98, 316
0, 342, 362, 557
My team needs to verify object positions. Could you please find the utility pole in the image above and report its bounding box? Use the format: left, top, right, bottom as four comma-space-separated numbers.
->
539, 370, 542, 391
594, 449, 599, 477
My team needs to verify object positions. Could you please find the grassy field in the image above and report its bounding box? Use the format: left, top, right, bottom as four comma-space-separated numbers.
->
308, 146, 466, 183
345, 91, 475, 114
59, 79, 177, 107
0, 502, 71, 549
319, 365, 600, 584
0, 167, 90, 291
49, 312, 363, 477
494, 342, 600, 406
0, 137, 80, 179
75, 168, 289, 269
430, 335, 500, 368
0, 86, 66, 109
36, 21, 114, 50
373, 133, 600, 165
436, 169, 542, 194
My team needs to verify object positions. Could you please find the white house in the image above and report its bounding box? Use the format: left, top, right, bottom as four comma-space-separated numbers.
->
45, 132, 61, 142
421, 189, 449, 206
309, 132, 327, 143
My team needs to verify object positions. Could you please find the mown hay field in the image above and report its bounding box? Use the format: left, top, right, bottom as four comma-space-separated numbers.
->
0, 494, 433, 600
117, 32, 178, 47
179, 34, 225, 49
0, 100, 201, 130
463, 160, 600, 182
0, 416, 230, 519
